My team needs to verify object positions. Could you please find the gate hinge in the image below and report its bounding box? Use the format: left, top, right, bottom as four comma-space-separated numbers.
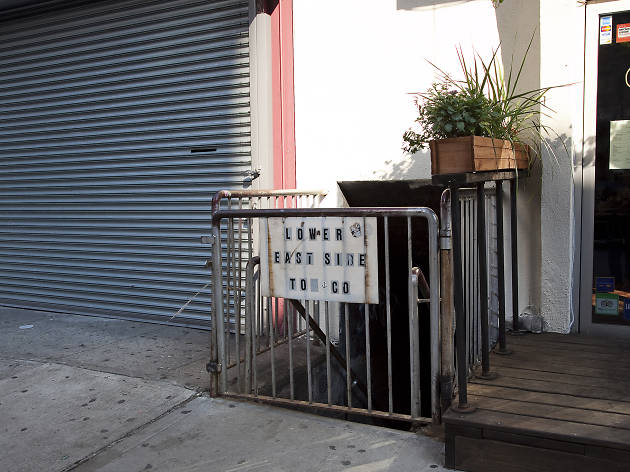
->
206, 361, 222, 374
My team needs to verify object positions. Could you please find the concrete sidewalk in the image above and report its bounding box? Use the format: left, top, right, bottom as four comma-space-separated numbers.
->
0, 308, 448, 472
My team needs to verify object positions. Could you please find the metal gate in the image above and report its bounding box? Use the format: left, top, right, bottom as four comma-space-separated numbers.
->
210, 205, 441, 424
0, 0, 251, 325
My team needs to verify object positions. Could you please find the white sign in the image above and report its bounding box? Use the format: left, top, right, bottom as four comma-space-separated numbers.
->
601, 16, 613, 45
260, 217, 379, 304
610, 120, 630, 169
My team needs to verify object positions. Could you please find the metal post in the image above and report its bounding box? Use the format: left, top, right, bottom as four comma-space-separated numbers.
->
245, 257, 260, 394
439, 189, 455, 413
451, 187, 475, 413
476, 183, 495, 379
495, 181, 511, 354
409, 270, 420, 418
510, 179, 521, 333
212, 223, 227, 394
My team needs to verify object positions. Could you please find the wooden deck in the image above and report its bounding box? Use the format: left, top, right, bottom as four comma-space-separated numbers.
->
443, 332, 630, 472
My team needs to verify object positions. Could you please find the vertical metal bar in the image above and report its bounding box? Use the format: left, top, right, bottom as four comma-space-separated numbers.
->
257, 265, 262, 341
235, 202, 242, 391
409, 271, 420, 418
439, 189, 454, 416
226, 205, 233, 366
253, 276, 259, 396
344, 303, 352, 408
213, 223, 227, 394
306, 300, 313, 403
472, 196, 478, 365
407, 217, 416, 416
364, 303, 372, 413
496, 181, 508, 352
244, 266, 251, 394
477, 183, 491, 377
325, 301, 332, 406
270, 297, 276, 397
288, 297, 294, 400
384, 217, 393, 414
427, 201, 441, 424
510, 179, 520, 331
451, 187, 471, 410
266, 290, 273, 347
464, 197, 472, 368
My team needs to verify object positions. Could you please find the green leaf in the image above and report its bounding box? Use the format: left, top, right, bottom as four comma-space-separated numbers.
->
456, 121, 465, 131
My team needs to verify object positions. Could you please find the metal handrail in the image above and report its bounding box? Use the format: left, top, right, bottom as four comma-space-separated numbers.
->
211, 189, 328, 215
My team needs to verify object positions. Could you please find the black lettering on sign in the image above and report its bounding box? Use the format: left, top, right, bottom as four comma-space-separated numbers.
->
290, 278, 296, 290
285, 252, 291, 264
306, 252, 313, 264
346, 254, 354, 266
285, 228, 292, 240
323, 228, 329, 240
274, 251, 280, 263
359, 254, 366, 266
300, 279, 307, 290
297, 228, 304, 240
335, 253, 341, 266
336, 228, 343, 241
332, 281, 338, 293
295, 252, 302, 264
324, 253, 331, 265
343, 282, 350, 294
309, 228, 317, 240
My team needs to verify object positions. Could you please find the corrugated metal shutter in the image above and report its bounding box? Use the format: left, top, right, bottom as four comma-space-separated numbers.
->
0, 0, 252, 327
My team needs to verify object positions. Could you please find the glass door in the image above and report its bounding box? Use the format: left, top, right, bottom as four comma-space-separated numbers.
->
582, 2, 630, 335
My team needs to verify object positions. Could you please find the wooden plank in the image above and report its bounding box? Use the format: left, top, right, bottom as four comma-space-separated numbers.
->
453, 435, 626, 472
430, 138, 473, 174
468, 383, 630, 416
483, 428, 585, 455
467, 394, 630, 431
585, 444, 630, 464
489, 353, 630, 380
444, 408, 630, 451
487, 348, 630, 377
478, 364, 630, 390
512, 333, 630, 349
470, 375, 630, 403
504, 335, 630, 354
502, 340, 628, 362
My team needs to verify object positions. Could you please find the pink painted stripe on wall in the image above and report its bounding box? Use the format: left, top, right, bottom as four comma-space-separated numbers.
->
270, 0, 296, 190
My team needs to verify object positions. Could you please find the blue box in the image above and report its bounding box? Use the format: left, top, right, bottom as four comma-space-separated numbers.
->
596, 276, 615, 293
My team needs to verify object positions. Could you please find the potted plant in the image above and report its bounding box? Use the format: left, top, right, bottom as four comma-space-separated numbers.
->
403, 42, 554, 175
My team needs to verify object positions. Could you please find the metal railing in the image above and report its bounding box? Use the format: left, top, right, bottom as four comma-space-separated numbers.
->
458, 187, 499, 371
209, 189, 327, 337
210, 206, 441, 425
440, 177, 520, 413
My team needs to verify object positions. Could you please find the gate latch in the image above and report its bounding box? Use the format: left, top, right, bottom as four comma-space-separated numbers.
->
244, 168, 261, 184
206, 361, 222, 374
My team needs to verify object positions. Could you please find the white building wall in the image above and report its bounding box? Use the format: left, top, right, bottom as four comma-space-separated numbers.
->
538, 0, 585, 333
292, 0, 584, 333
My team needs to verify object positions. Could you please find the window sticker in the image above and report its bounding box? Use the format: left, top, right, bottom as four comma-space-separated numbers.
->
601, 16, 613, 45
609, 120, 630, 169
596, 276, 615, 293
595, 292, 619, 315
618, 23, 630, 43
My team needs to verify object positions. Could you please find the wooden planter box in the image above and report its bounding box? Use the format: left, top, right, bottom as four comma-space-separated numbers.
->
429, 136, 529, 175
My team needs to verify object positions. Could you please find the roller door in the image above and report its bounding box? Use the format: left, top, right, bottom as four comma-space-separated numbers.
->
0, 0, 252, 327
